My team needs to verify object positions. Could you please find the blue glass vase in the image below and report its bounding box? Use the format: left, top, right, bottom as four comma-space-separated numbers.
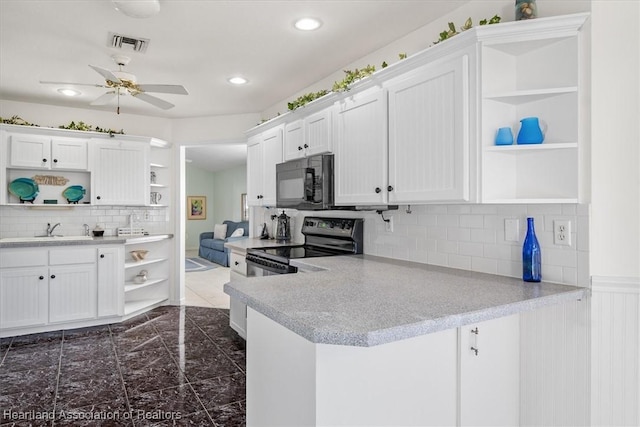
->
522, 217, 541, 282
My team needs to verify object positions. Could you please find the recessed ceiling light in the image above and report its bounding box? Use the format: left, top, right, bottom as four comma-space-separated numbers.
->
57, 88, 81, 97
112, 0, 160, 18
228, 76, 248, 85
294, 17, 322, 31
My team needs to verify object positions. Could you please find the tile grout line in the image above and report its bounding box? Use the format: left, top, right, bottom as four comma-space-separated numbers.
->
108, 323, 136, 427
51, 332, 65, 426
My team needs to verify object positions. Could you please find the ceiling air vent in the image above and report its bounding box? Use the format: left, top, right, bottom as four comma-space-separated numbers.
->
108, 32, 150, 53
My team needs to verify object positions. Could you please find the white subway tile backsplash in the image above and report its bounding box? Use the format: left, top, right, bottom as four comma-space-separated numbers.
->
471, 257, 498, 274
459, 214, 484, 228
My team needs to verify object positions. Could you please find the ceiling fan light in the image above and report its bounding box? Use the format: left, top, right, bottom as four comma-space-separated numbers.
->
58, 88, 81, 97
228, 76, 248, 85
294, 17, 322, 31
112, 0, 160, 19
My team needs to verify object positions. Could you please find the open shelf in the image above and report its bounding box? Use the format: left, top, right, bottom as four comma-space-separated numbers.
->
484, 142, 577, 152
124, 257, 166, 269
124, 278, 167, 293
124, 298, 168, 316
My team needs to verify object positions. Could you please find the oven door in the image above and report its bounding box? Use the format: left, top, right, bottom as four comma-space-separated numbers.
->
246, 255, 297, 276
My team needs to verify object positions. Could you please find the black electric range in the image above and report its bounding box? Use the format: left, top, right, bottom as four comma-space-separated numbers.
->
245, 217, 364, 275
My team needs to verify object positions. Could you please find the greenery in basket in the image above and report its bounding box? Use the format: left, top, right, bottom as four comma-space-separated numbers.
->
434, 15, 501, 44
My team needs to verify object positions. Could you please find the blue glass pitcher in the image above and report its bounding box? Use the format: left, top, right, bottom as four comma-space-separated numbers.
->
517, 117, 545, 144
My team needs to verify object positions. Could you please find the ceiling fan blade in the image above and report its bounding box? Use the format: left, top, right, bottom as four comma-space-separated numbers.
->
89, 65, 122, 83
131, 92, 175, 110
40, 80, 108, 88
137, 84, 189, 95
90, 92, 117, 106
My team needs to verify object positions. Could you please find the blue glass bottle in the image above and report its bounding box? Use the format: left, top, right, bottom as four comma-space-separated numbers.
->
522, 217, 541, 282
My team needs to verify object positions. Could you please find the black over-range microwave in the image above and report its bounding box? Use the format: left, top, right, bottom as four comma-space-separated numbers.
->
276, 154, 334, 210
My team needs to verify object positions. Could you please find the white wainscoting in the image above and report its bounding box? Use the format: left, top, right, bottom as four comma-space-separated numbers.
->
520, 298, 591, 426
591, 276, 640, 427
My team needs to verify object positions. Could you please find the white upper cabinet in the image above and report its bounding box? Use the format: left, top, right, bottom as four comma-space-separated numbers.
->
9, 134, 88, 170
246, 126, 283, 207
90, 139, 150, 205
387, 49, 473, 203
283, 108, 332, 161
334, 88, 388, 205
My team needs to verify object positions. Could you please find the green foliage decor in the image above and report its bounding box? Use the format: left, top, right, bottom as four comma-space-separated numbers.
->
0, 115, 125, 135
285, 14, 501, 112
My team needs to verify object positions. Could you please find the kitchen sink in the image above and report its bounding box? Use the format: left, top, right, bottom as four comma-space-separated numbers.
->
0, 236, 94, 243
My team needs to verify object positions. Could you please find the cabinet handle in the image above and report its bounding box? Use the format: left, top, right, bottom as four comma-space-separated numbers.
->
303, 143, 309, 148
387, 185, 394, 192
470, 327, 479, 356
471, 346, 479, 356
100, 254, 105, 258
39, 275, 44, 280
50, 274, 56, 279
375, 187, 381, 194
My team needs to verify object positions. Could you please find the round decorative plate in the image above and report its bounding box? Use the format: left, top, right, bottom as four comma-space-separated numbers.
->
8, 178, 39, 201
62, 185, 86, 203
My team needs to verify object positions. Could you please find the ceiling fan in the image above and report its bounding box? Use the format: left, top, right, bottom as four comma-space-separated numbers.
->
40, 54, 188, 114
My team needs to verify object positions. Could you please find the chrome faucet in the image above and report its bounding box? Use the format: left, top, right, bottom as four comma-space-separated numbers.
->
83, 224, 90, 237
46, 222, 61, 237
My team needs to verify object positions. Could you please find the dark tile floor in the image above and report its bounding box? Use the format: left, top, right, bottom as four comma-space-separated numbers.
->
0, 306, 246, 426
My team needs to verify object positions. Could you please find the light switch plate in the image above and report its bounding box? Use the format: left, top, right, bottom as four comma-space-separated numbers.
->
504, 219, 520, 242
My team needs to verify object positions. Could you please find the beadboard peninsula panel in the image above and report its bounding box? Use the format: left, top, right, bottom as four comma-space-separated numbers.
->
520, 298, 590, 426
591, 276, 640, 427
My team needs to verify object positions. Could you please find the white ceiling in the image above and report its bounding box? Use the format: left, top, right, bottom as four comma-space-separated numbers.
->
0, 0, 468, 171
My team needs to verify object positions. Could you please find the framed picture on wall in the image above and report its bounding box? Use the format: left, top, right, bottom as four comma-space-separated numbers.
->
187, 196, 206, 220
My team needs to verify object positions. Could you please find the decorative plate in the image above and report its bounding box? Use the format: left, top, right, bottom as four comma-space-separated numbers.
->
62, 185, 86, 203
8, 178, 39, 202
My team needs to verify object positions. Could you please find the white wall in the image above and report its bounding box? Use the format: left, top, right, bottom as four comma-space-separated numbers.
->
211, 164, 247, 224
172, 113, 260, 143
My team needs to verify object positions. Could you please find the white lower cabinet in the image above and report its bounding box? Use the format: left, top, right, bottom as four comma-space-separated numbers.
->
0, 267, 48, 329
246, 308, 520, 426
97, 246, 124, 318
459, 314, 520, 426
0, 244, 127, 335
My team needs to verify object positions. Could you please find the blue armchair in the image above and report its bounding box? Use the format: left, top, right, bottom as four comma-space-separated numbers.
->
198, 220, 249, 267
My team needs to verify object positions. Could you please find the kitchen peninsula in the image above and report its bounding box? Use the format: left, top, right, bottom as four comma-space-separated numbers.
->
224, 255, 587, 426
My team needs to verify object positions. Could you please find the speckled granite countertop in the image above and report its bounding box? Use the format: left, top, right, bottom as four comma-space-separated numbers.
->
224, 254, 588, 347
0, 234, 173, 248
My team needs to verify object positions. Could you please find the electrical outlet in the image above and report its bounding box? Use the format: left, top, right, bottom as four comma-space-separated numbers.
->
504, 218, 520, 242
143, 210, 150, 221
385, 216, 394, 233
553, 220, 572, 246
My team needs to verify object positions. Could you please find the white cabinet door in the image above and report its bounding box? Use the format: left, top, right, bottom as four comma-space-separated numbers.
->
459, 314, 520, 426
388, 53, 470, 203
90, 139, 150, 205
9, 134, 51, 168
334, 88, 388, 205
283, 119, 305, 161
246, 135, 263, 207
0, 268, 48, 329
97, 246, 124, 318
48, 264, 97, 323
260, 125, 283, 206
283, 109, 332, 161
305, 107, 332, 157
9, 134, 88, 170
51, 137, 88, 170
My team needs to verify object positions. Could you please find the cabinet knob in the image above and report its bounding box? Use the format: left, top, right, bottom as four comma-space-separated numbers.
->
387, 185, 394, 192
42, 158, 47, 163
39, 275, 44, 280
234, 261, 239, 266
298, 146, 303, 151
53, 159, 58, 163
471, 347, 479, 356
50, 274, 56, 279
375, 187, 381, 194
100, 254, 105, 258
97, 196, 101, 200
303, 143, 309, 148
